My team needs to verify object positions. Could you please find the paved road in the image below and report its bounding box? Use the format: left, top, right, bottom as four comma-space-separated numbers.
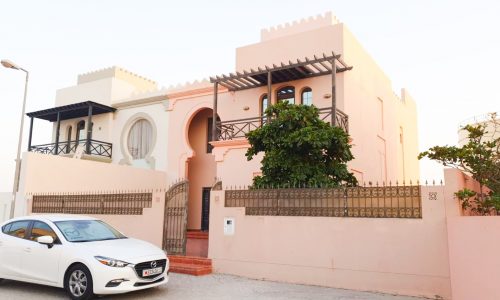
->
0, 273, 424, 300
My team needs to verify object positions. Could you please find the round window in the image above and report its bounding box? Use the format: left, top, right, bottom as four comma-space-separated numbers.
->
127, 119, 153, 159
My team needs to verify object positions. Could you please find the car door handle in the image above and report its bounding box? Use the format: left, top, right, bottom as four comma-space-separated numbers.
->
24, 247, 31, 253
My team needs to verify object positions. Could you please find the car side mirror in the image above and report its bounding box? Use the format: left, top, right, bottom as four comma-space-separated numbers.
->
37, 236, 54, 248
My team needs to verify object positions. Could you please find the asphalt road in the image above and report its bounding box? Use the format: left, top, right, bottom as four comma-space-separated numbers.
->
0, 273, 424, 300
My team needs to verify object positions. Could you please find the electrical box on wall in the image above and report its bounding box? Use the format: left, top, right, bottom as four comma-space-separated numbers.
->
224, 217, 235, 235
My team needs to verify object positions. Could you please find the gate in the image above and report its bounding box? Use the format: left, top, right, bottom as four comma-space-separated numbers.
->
163, 180, 189, 255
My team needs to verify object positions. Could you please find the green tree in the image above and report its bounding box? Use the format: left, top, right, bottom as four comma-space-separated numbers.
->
245, 102, 358, 188
419, 113, 499, 215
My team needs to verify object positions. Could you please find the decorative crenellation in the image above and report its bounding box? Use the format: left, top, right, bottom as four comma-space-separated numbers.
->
121, 78, 212, 99
261, 11, 340, 41
77, 66, 158, 91
164, 78, 212, 93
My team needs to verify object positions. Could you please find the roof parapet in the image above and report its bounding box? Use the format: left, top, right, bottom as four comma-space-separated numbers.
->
77, 66, 157, 91
261, 11, 340, 42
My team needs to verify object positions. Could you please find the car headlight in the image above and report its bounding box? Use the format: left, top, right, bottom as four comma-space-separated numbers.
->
95, 256, 130, 268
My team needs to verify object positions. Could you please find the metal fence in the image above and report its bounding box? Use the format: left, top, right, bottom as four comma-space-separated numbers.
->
30, 139, 113, 158
225, 184, 422, 218
31, 192, 152, 215
217, 107, 349, 140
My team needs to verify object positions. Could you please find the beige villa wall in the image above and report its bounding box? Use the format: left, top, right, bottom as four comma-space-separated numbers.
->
447, 217, 500, 300
231, 18, 419, 185
341, 25, 419, 183
208, 185, 451, 299
15, 152, 167, 247
56, 66, 158, 107
50, 113, 113, 144
111, 102, 169, 171
442, 168, 500, 300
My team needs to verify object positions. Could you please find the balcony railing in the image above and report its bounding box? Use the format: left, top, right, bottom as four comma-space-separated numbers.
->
29, 139, 113, 159
217, 107, 348, 141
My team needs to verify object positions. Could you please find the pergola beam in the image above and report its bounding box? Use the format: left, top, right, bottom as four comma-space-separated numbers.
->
211, 52, 348, 82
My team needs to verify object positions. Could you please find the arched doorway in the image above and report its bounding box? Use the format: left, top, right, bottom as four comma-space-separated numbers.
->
186, 108, 218, 232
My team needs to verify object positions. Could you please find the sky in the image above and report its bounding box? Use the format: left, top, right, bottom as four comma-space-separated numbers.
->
0, 0, 499, 191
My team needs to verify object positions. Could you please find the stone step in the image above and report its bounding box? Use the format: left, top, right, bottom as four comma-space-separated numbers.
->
168, 255, 212, 266
187, 231, 209, 239
168, 255, 212, 276
169, 262, 212, 276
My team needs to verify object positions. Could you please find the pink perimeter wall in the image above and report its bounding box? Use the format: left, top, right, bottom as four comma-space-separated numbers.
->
447, 217, 500, 300
208, 186, 452, 299
18, 152, 168, 247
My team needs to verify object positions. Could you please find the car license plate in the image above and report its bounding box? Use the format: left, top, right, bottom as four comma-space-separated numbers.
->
143, 267, 162, 277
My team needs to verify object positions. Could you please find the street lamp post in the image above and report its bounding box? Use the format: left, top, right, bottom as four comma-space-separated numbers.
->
1, 59, 29, 219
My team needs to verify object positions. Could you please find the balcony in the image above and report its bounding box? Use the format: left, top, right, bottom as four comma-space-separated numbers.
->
25, 101, 116, 161
29, 139, 113, 159
208, 52, 352, 143
216, 107, 348, 141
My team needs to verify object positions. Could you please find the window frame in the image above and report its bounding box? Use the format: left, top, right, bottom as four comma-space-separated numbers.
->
27, 220, 62, 245
1, 223, 12, 234
127, 118, 153, 160
301, 87, 313, 105
276, 86, 295, 104
2, 220, 32, 240
76, 120, 85, 141
260, 93, 269, 116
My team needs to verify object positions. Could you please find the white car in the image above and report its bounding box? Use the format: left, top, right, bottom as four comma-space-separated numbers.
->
0, 215, 169, 299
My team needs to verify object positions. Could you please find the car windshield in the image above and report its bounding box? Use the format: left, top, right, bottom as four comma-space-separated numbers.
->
54, 220, 127, 242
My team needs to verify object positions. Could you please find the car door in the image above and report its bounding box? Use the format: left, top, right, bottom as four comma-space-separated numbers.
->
20, 221, 63, 284
0, 220, 31, 279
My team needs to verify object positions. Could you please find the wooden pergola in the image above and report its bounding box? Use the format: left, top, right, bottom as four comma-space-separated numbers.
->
209, 52, 352, 141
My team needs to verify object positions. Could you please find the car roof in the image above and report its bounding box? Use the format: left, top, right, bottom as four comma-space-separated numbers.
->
6, 214, 98, 223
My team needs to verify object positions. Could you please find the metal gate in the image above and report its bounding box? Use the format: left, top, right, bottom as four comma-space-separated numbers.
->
163, 181, 189, 255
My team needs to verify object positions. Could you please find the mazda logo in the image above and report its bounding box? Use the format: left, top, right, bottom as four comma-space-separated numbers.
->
151, 261, 157, 268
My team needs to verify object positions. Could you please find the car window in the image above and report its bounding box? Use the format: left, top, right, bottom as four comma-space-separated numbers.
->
4, 221, 30, 239
1, 223, 12, 233
30, 221, 60, 244
55, 220, 126, 242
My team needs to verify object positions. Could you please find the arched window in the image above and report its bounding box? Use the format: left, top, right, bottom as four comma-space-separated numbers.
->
260, 94, 268, 116
301, 87, 312, 105
127, 119, 153, 159
76, 121, 85, 141
277, 86, 295, 104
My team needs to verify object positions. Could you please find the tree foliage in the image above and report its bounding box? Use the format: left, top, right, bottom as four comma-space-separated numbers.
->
419, 113, 500, 215
245, 102, 358, 188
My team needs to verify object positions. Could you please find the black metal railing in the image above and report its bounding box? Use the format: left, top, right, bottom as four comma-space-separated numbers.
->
29, 139, 113, 159
225, 185, 422, 218
217, 107, 348, 141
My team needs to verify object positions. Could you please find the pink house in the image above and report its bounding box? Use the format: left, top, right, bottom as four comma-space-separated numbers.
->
21, 12, 419, 233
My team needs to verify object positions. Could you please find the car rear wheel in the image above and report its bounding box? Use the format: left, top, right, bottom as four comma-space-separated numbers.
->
65, 264, 95, 300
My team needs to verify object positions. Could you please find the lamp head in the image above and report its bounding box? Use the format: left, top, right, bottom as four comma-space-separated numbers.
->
1, 59, 20, 70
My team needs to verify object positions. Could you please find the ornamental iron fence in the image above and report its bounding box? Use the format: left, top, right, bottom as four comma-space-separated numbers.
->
225, 184, 422, 218
31, 191, 152, 215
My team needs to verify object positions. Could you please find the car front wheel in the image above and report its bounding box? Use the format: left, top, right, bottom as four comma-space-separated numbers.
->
65, 264, 95, 300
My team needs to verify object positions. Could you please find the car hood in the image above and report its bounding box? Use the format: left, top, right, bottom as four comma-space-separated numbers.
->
73, 238, 165, 262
